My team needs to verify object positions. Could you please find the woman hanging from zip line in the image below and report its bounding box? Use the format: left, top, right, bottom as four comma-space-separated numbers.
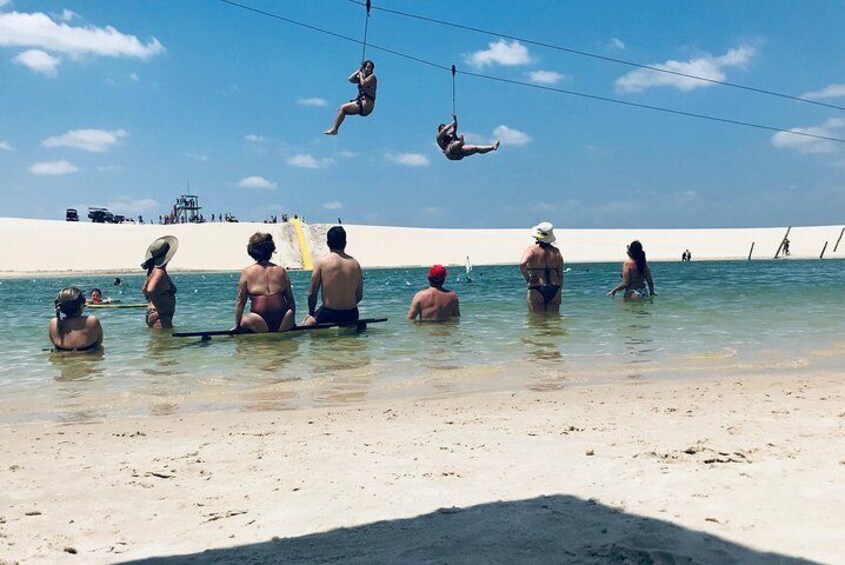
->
323, 60, 377, 135
436, 114, 500, 161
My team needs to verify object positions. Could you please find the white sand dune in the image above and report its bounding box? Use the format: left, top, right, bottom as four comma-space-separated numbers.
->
0, 217, 842, 274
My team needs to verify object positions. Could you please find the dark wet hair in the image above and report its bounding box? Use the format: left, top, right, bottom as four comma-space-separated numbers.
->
361, 59, 374, 70
327, 226, 347, 251
55, 286, 85, 320
91, 288, 102, 296
628, 240, 647, 274
247, 232, 275, 261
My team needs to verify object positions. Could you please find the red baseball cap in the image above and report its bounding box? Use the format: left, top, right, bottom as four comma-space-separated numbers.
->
428, 264, 448, 280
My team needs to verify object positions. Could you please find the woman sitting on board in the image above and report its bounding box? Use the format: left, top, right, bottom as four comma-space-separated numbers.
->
49, 286, 103, 353
607, 240, 656, 300
142, 236, 179, 329
436, 115, 499, 161
234, 233, 296, 333
323, 60, 377, 135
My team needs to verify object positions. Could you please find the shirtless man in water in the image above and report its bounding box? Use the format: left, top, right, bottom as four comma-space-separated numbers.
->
520, 222, 564, 314
302, 226, 363, 326
407, 265, 460, 322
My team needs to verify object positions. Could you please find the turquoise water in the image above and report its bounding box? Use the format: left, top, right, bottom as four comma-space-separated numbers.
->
1, 260, 843, 423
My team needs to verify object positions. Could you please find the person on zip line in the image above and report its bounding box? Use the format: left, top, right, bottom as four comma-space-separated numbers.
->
323, 60, 377, 135
436, 114, 499, 160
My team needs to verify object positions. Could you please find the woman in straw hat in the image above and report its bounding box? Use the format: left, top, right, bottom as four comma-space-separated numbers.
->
142, 236, 179, 329
49, 286, 103, 353
519, 222, 564, 314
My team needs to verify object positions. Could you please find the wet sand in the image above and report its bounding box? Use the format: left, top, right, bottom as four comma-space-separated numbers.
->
1, 372, 843, 564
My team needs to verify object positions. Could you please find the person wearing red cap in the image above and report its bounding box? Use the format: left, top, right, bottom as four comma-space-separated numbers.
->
407, 265, 461, 322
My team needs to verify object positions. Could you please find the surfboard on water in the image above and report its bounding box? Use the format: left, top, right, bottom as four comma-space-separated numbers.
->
172, 317, 388, 341
88, 303, 147, 309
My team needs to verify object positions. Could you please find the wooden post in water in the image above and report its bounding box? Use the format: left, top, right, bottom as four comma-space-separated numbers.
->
833, 227, 845, 253
820, 241, 828, 259
774, 226, 792, 259
747, 242, 755, 261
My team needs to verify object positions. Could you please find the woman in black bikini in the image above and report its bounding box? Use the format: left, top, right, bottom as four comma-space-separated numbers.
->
49, 286, 103, 353
142, 236, 178, 329
436, 115, 500, 161
608, 240, 655, 300
520, 222, 564, 314
323, 60, 377, 135
234, 233, 296, 333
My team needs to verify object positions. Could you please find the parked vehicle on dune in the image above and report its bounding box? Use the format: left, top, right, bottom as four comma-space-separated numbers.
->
88, 207, 110, 223
65, 208, 79, 222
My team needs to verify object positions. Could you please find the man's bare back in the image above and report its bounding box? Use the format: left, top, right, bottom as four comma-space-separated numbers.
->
407, 287, 460, 321
313, 251, 363, 310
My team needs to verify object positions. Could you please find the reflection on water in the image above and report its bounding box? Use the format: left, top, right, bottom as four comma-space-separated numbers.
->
3, 259, 845, 422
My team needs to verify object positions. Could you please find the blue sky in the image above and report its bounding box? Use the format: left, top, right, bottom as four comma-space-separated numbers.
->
1, 0, 844, 228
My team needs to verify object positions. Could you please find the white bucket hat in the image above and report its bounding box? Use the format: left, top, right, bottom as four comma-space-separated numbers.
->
530, 222, 556, 244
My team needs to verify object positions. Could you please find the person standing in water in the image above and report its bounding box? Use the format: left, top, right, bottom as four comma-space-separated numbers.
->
142, 236, 178, 329
520, 222, 563, 314
49, 286, 103, 353
608, 240, 656, 299
324, 60, 377, 135
436, 115, 500, 161
407, 265, 460, 322
302, 226, 363, 326
234, 233, 296, 333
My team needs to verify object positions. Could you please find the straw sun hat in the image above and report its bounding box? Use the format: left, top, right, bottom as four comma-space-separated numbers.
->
530, 222, 556, 244
141, 236, 179, 269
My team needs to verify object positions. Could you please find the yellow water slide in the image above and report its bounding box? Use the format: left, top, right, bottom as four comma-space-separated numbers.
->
292, 218, 313, 270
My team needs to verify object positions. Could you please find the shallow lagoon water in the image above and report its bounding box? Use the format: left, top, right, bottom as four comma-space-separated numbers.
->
1, 259, 843, 422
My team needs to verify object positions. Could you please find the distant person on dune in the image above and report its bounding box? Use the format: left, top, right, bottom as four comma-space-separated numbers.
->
407, 265, 460, 322
234, 233, 296, 333
520, 222, 563, 314
436, 115, 499, 161
608, 240, 655, 300
302, 226, 363, 326
49, 286, 103, 353
324, 60, 377, 135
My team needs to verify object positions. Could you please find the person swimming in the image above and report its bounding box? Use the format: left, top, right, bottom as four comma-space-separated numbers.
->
520, 222, 564, 314
234, 233, 295, 333
49, 286, 103, 353
323, 60, 377, 135
89, 288, 111, 305
436, 115, 500, 161
608, 240, 656, 299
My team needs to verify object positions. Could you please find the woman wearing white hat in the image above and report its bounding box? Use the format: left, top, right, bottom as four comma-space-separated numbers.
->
142, 236, 178, 329
520, 222, 564, 314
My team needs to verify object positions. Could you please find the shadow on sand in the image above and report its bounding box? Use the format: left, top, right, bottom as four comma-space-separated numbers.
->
120, 494, 819, 564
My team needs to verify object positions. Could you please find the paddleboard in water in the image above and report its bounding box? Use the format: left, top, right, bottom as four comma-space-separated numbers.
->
172, 317, 388, 341
88, 303, 146, 309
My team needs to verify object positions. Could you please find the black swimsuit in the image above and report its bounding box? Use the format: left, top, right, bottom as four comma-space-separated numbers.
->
52, 341, 100, 353
314, 306, 360, 325
527, 267, 561, 303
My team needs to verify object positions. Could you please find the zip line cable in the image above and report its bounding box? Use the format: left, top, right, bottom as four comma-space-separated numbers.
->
345, 0, 845, 113
360, 0, 371, 62
218, 0, 845, 144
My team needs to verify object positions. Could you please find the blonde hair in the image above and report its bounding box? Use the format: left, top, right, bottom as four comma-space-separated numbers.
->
55, 286, 85, 321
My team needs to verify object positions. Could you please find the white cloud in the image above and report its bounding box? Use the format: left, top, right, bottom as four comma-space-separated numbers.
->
0, 11, 164, 59
0, 0, 11, 10
97, 164, 124, 172
286, 153, 336, 169
29, 159, 79, 175
43, 128, 126, 152
244, 134, 266, 143
528, 70, 565, 85
421, 206, 443, 216
129, 72, 139, 81
384, 152, 430, 167
607, 38, 626, 51
771, 118, 845, 154
237, 176, 277, 190
615, 44, 755, 93
107, 197, 157, 216
802, 83, 845, 101
54, 9, 77, 22
186, 152, 209, 162
13, 48, 60, 77
0, 140, 14, 151
465, 39, 532, 69
323, 200, 343, 210
337, 150, 358, 159
296, 97, 327, 107
493, 125, 532, 146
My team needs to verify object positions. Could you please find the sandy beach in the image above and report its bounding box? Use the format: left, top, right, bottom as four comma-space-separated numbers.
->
1, 372, 842, 564
0, 218, 842, 275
